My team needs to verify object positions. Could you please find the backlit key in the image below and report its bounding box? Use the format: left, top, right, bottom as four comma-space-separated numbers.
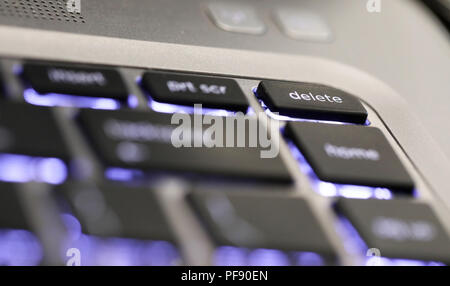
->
58, 183, 181, 266
142, 71, 249, 112
0, 102, 70, 159
0, 102, 70, 184
22, 62, 129, 101
78, 109, 290, 182
285, 122, 414, 192
257, 81, 367, 124
335, 198, 450, 264
188, 191, 335, 265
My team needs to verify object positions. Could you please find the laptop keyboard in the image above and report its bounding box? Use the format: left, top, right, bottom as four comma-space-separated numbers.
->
0, 58, 449, 266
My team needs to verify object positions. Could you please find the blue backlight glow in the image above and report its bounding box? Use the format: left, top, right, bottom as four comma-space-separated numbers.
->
24, 88, 121, 110
247, 248, 291, 266
62, 214, 181, 266
62, 234, 181, 266
214, 246, 325, 266
0, 229, 43, 266
0, 153, 68, 184
365, 257, 445, 266
127, 94, 139, 108
104, 167, 145, 182
148, 98, 239, 117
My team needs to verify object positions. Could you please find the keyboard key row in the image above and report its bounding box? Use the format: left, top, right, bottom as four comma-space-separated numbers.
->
3, 181, 448, 265
56, 183, 338, 265
17, 61, 371, 125
21, 61, 251, 112
2, 60, 414, 195
0, 101, 290, 184
0, 103, 414, 192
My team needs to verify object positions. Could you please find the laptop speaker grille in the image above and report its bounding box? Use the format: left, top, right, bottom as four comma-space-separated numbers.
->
0, 0, 85, 23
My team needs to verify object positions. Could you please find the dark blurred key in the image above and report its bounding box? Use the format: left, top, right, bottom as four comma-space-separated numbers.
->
141, 71, 249, 112
188, 191, 335, 264
0, 102, 70, 160
335, 198, 450, 264
22, 62, 128, 100
0, 182, 31, 230
60, 183, 175, 241
257, 81, 367, 124
286, 122, 414, 192
78, 109, 291, 182
59, 183, 181, 266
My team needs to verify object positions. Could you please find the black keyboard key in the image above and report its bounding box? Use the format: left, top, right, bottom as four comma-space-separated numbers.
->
286, 122, 414, 192
22, 62, 128, 100
59, 183, 180, 265
335, 198, 450, 264
0, 182, 31, 230
78, 109, 290, 182
141, 71, 249, 112
60, 183, 175, 241
0, 102, 70, 160
188, 191, 335, 264
257, 81, 368, 124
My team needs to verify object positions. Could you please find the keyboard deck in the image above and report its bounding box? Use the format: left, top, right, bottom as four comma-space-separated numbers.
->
0, 57, 449, 266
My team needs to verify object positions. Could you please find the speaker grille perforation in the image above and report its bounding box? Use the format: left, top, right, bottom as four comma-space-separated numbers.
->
0, 0, 85, 23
